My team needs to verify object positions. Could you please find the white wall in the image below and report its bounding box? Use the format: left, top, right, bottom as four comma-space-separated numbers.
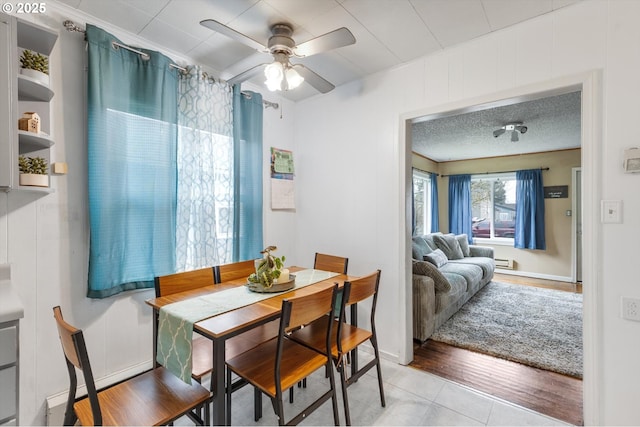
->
5, 0, 640, 425
293, 1, 639, 424
0, 5, 297, 424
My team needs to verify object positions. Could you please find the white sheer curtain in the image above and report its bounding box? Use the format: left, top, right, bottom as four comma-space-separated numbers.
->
176, 66, 234, 271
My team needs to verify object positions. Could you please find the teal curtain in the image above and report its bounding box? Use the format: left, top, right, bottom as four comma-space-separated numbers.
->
515, 169, 546, 249
430, 172, 440, 232
232, 86, 263, 261
448, 174, 473, 243
86, 25, 179, 298
177, 68, 234, 270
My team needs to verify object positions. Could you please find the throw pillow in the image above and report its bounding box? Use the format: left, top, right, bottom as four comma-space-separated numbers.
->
456, 234, 471, 257
433, 234, 464, 260
424, 248, 448, 268
412, 236, 432, 259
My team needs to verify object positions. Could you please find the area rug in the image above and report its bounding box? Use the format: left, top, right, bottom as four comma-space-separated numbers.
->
430, 281, 583, 378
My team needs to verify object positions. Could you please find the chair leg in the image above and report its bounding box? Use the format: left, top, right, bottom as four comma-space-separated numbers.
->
372, 338, 386, 407
226, 367, 232, 426
338, 356, 352, 426
204, 399, 211, 426
254, 388, 262, 421
273, 397, 286, 426
328, 361, 341, 426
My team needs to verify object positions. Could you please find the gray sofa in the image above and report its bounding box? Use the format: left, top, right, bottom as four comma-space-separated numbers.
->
412, 233, 495, 342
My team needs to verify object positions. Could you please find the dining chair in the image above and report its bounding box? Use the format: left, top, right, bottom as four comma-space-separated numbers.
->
154, 266, 216, 298
215, 259, 281, 424
156, 262, 279, 424
154, 267, 217, 384
53, 306, 210, 426
216, 259, 256, 283
314, 253, 349, 274
290, 270, 385, 425
226, 284, 341, 426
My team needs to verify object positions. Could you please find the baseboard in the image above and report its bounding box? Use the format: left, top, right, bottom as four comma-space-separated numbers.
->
46, 360, 153, 426
495, 269, 574, 283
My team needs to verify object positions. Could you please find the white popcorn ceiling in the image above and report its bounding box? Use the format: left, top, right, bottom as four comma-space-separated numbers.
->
411, 91, 581, 162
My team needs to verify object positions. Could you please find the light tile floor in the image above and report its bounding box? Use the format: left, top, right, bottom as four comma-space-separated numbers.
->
182, 356, 572, 426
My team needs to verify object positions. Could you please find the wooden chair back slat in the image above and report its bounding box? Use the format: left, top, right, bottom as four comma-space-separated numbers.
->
314, 253, 349, 274
53, 306, 83, 369
154, 267, 215, 297
217, 260, 255, 283
345, 270, 380, 306
285, 285, 336, 331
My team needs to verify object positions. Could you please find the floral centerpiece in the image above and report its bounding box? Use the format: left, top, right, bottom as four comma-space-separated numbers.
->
247, 246, 292, 292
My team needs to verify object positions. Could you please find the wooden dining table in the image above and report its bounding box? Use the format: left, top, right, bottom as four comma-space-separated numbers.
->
145, 266, 355, 425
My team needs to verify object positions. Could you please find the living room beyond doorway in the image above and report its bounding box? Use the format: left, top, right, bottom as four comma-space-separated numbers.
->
411, 273, 583, 426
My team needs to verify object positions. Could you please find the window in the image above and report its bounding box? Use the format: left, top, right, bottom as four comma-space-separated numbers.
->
413, 170, 432, 235
471, 173, 516, 241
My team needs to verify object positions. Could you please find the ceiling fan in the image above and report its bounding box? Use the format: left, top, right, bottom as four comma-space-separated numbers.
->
493, 122, 528, 142
200, 19, 356, 93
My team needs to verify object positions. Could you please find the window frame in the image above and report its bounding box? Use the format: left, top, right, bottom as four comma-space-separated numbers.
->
471, 172, 516, 245
412, 169, 432, 236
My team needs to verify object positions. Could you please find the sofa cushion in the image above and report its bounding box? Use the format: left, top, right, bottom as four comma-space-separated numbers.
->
433, 234, 464, 260
435, 273, 466, 313
412, 236, 433, 260
424, 249, 448, 268
456, 234, 471, 257
421, 233, 441, 251
440, 262, 483, 291
412, 260, 451, 292
449, 256, 495, 280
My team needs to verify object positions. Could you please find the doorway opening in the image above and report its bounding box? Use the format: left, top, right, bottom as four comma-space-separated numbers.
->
399, 71, 602, 425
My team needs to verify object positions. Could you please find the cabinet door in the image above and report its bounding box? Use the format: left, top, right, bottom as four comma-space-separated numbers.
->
0, 14, 14, 189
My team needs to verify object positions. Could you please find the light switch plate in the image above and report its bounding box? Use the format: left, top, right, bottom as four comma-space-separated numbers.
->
601, 200, 622, 223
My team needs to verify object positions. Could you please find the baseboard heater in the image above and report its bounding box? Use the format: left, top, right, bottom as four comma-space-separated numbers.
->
495, 258, 515, 270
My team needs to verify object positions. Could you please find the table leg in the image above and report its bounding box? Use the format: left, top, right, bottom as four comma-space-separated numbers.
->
212, 338, 226, 425
152, 309, 159, 368
350, 304, 358, 378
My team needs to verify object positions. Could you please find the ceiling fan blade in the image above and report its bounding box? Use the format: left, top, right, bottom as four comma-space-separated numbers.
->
293, 64, 335, 93
294, 27, 356, 57
227, 63, 268, 85
200, 19, 267, 53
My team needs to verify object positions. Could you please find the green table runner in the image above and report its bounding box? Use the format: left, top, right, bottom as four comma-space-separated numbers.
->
156, 269, 339, 383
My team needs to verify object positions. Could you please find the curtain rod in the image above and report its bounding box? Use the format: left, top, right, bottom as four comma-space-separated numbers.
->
241, 91, 279, 110
64, 20, 278, 109
412, 167, 439, 177
440, 167, 549, 178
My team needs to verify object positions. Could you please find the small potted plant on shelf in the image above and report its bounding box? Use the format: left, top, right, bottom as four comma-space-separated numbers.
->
18, 156, 49, 187
20, 49, 49, 85
247, 246, 292, 293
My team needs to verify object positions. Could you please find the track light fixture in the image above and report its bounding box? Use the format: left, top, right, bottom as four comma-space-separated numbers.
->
493, 122, 527, 142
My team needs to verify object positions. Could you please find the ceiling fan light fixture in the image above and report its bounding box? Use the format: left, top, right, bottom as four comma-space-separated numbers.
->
285, 67, 304, 90
264, 61, 284, 91
494, 121, 526, 142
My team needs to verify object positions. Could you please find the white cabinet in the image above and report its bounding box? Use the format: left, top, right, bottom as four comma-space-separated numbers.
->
0, 13, 57, 193
0, 264, 22, 426
0, 324, 18, 426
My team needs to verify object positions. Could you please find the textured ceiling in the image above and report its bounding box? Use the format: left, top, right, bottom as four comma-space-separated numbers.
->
411, 91, 582, 162
52, 0, 581, 102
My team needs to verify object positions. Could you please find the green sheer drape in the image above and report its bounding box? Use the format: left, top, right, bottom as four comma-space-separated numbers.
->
86, 25, 179, 298
176, 68, 234, 270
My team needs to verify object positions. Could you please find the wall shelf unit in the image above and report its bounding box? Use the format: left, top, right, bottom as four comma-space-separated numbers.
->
0, 13, 58, 193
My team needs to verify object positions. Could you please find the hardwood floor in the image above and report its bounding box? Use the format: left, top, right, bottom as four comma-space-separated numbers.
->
410, 273, 583, 426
